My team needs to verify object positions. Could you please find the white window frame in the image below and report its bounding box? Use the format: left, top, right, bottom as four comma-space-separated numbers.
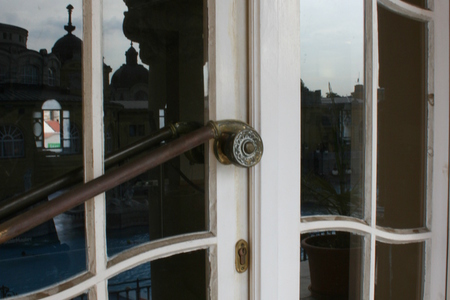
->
25, 0, 250, 299
272, 0, 448, 299
249, 0, 301, 299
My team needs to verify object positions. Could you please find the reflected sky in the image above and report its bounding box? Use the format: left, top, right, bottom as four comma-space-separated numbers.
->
1, 0, 147, 76
300, 0, 363, 96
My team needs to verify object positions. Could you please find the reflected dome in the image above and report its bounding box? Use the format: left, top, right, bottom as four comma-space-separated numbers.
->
51, 5, 82, 65
111, 44, 149, 91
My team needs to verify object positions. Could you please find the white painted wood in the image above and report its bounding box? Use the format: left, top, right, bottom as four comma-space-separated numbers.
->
255, 0, 301, 299
213, 0, 249, 298
248, 0, 261, 297
82, 0, 107, 299
368, 1, 378, 298
430, 0, 450, 298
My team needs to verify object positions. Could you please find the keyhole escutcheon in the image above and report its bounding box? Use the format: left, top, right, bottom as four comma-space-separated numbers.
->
235, 239, 249, 273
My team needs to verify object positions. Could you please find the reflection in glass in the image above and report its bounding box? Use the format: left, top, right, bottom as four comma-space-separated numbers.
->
0, 2, 86, 296
301, 231, 363, 299
375, 241, 424, 299
300, 0, 364, 218
104, 0, 207, 257
71, 294, 88, 300
108, 250, 208, 300
377, 5, 427, 229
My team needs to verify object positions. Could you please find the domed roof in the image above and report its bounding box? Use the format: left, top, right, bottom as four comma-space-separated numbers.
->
111, 44, 149, 89
52, 34, 82, 64
52, 5, 82, 65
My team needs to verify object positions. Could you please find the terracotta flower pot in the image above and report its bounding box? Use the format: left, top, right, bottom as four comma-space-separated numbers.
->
302, 234, 362, 299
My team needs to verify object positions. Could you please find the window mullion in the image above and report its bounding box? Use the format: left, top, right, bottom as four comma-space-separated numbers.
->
365, 0, 378, 299
83, 0, 107, 298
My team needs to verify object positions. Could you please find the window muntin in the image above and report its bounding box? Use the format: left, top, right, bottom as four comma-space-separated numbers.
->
300, 1, 442, 299
0, 125, 24, 158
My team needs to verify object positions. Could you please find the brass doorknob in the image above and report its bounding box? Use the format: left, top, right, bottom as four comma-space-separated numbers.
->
209, 120, 263, 168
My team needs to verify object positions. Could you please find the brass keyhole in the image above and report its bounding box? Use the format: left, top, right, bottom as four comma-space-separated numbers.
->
238, 246, 247, 265
235, 239, 249, 273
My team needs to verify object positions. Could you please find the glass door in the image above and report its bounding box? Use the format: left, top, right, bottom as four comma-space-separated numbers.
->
0, 0, 251, 299
299, 0, 449, 299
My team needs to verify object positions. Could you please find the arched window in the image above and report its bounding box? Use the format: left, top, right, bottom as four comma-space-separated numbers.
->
0, 125, 24, 158
48, 68, 55, 86
21, 65, 38, 85
33, 99, 80, 154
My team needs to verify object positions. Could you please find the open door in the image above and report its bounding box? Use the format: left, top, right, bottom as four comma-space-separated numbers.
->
0, 0, 253, 299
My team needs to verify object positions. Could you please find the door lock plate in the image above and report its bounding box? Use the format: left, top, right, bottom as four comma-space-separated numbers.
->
235, 239, 249, 273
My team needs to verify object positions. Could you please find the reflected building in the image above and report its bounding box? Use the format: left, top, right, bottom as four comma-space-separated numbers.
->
301, 82, 364, 177
0, 6, 145, 225
0, 17, 85, 207
110, 44, 155, 148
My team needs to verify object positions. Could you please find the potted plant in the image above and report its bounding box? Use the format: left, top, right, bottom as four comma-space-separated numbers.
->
301, 90, 363, 299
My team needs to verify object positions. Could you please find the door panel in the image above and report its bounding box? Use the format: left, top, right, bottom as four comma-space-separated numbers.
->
299, 1, 450, 299
0, 0, 250, 299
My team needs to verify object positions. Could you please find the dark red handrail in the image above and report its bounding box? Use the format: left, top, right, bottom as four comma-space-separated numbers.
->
0, 125, 214, 244
0, 122, 200, 221
0, 120, 263, 245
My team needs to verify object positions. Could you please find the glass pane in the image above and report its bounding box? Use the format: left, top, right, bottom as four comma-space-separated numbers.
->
375, 241, 424, 299
301, 231, 364, 299
377, 5, 427, 229
401, 0, 427, 9
108, 250, 208, 300
103, 0, 207, 256
300, 0, 365, 218
0, 1, 86, 296
71, 293, 89, 300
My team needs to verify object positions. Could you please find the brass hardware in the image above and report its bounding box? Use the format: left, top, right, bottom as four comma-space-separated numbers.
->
0, 120, 263, 244
235, 239, 249, 273
210, 120, 263, 168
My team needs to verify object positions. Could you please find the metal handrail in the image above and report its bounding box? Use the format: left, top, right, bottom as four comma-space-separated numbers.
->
0, 120, 263, 244
0, 122, 201, 221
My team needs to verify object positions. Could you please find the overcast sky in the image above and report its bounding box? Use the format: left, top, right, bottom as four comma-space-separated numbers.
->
1, 0, 147, 77
2, 1, 363, 96
300, 0, 364, 97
